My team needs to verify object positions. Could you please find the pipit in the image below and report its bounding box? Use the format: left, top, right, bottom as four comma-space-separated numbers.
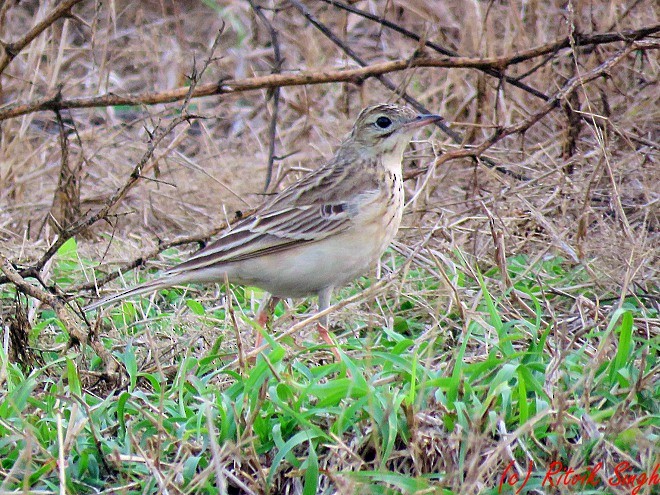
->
85, 104, 442, 358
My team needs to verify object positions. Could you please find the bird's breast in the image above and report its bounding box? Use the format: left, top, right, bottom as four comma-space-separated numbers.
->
353, 169, 404, 253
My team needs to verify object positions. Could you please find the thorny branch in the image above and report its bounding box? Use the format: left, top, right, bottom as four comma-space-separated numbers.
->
0, 27, 227, 376
1, 27, 226, 284
0, 24, 657, 123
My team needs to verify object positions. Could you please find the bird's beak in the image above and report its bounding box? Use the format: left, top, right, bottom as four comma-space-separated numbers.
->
404, 113, 444, 129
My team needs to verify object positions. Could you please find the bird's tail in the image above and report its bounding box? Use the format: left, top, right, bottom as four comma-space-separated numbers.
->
83, 273, 188, 312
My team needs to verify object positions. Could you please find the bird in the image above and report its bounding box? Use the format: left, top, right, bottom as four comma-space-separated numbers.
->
84, 103, 442, 359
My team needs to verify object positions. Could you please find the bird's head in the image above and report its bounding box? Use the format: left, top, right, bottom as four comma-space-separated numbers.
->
348, 104, 443, 156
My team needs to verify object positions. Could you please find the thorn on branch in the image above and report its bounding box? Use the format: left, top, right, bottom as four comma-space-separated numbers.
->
187, 53, 199, 84
491, 127, 505, 141
41, 85, 65, 112
4, 41, 19, 59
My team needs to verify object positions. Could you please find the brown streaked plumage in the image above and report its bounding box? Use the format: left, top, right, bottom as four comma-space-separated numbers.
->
85, 104, 442, 358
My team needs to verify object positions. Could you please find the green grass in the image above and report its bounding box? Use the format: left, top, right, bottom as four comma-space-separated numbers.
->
0, 243, 658, 494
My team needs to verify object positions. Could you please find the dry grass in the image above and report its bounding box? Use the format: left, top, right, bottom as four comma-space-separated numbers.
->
1, 1, 657, 285
0, 1, 658, 494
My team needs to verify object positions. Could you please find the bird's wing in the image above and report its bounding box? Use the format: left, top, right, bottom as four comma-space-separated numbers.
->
167, 153, 379, 274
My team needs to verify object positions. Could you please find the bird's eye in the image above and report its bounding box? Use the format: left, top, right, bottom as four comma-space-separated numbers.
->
375, 116, 392, 129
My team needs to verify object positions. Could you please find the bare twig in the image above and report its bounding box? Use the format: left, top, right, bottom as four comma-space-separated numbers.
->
0, 0, 85, 74
0, 56, 506, 122
247, 0, 284, 193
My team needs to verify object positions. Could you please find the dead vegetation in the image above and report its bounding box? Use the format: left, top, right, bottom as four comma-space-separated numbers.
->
0, 0, 658, 493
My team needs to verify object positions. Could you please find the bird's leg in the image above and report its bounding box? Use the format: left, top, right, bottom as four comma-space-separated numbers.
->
254, 294, 279, 349
316, 323, 343, 362
317, 288, 342, 361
